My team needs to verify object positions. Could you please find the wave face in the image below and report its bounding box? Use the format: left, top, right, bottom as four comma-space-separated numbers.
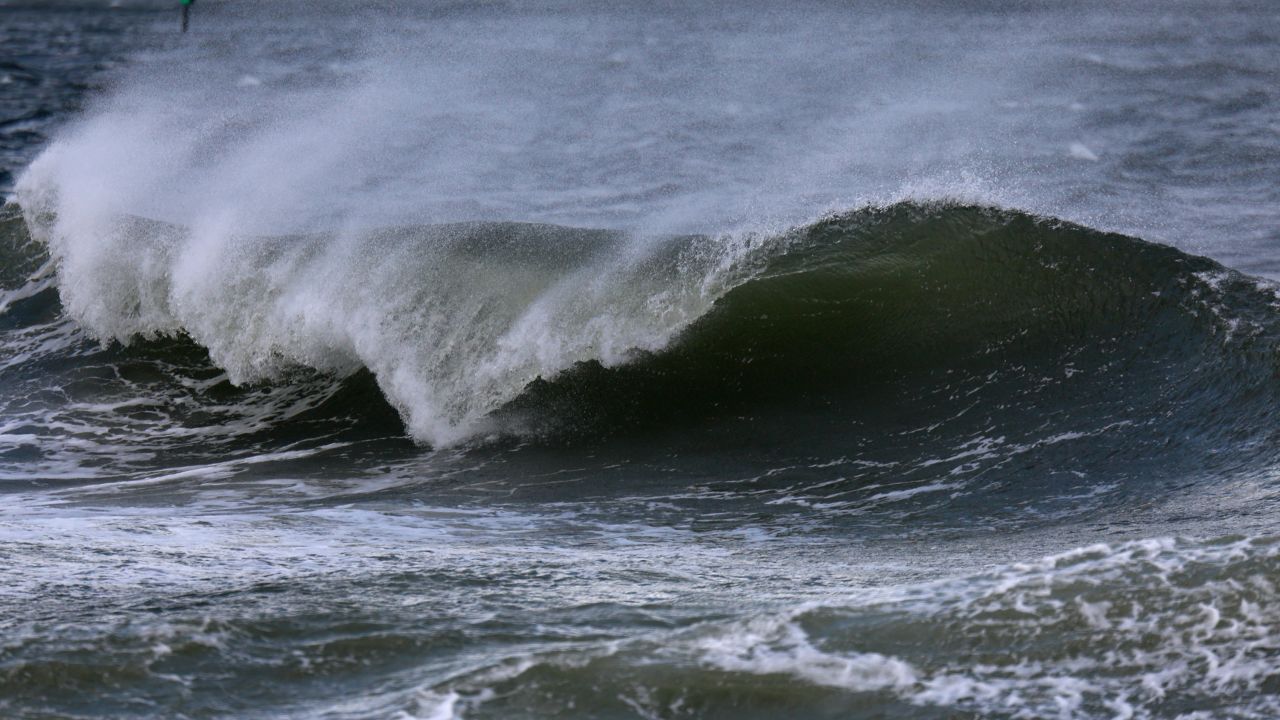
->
508, 201, 1280, 440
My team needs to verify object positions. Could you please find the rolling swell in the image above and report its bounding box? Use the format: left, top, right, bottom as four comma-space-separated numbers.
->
508, 203, 1280, 439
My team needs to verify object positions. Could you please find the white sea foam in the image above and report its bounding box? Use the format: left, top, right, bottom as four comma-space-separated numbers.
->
295, 534, 1280, 719
1070, 141, 1100, 161
695, 614, 919, 692
683, 536, 1280, 719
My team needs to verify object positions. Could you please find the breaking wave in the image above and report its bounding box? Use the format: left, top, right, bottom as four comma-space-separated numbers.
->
6, 193, 1280, 462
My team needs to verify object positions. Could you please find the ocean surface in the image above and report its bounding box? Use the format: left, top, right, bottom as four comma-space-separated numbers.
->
3, 1, 1280, 718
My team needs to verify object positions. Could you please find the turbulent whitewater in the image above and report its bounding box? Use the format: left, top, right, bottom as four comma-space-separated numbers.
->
2, 1, 1280, 719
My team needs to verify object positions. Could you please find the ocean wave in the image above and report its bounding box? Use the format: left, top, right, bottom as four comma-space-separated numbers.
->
7, 195, 1280, 459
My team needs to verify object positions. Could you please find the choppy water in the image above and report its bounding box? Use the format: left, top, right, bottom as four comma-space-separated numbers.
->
3, 1, 1280, 718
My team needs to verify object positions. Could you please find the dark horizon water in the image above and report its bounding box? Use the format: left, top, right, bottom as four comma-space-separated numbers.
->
3, 1, 1280, 718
